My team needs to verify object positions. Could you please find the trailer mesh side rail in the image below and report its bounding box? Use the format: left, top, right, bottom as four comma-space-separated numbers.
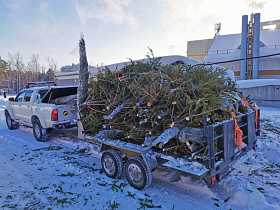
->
203, 110, 260, 185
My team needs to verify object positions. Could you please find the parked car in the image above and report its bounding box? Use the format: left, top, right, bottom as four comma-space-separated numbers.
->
5, 84, 78, 141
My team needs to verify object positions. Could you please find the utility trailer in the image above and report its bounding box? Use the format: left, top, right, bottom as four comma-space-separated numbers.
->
86, 109, 260, 190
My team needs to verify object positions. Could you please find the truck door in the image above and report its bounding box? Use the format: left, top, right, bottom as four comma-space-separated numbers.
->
20, 90, 33, 123
11, 91, 25, 120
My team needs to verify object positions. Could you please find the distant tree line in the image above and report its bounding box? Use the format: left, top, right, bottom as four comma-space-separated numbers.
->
0, 52, 58, 93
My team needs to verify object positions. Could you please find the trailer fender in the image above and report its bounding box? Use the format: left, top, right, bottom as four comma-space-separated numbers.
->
141, 150, 159, 171
98, 140, 159, 171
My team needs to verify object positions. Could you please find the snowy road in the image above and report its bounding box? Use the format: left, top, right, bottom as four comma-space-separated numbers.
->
0, 95, 280, 209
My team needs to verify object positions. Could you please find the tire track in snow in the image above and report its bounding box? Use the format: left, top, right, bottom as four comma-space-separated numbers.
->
149, 169, 222, 209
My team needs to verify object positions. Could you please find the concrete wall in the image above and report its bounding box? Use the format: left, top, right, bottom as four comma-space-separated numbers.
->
238, 85, 280, 108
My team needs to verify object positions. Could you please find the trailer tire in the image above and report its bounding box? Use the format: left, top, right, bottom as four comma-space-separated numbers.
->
101, 150, 123, 179
32, 119, 49, 142
125, 156, 152, 190
5, 111, 19, 130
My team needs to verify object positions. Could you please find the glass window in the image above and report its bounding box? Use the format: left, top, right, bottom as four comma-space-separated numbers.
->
38, 89, 49, 99
15, 91, 25, 102
24, 90, 33, 102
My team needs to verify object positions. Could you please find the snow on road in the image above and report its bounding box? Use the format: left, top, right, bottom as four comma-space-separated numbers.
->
0, 95, 279, 209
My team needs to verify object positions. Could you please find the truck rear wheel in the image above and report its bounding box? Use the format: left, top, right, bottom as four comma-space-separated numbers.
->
101, 150, 123, 179
33, 119, 49, 142
5, 111, 19, 130
125, 157, 152, 190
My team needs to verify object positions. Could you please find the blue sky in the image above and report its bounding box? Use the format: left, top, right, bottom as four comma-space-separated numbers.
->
0, 0, 279, 69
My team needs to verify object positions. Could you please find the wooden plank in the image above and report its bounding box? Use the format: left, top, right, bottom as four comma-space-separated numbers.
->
222, 119, 235, 161
207, 126, 215, 169
256, 109, 261, 136
247, 111, 256, 147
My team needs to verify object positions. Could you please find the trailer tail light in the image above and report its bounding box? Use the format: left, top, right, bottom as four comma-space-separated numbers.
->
253, 145, 257, 151
211, 176, 216, 185
52, 109, 58, 121
216, 174, 222, 182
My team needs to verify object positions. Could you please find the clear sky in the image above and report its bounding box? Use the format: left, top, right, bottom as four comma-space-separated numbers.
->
0, 0, 279, 69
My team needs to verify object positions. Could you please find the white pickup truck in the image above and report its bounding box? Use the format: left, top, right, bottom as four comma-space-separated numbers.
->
5, 85, 78, 141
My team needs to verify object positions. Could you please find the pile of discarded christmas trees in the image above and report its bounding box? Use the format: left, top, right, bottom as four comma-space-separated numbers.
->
80, 53, 251, 157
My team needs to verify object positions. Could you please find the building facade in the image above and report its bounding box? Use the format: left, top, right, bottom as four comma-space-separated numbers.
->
61, 64, 79, 73
187, 18, 280, 80
187, 38, 214, 62
261, 19, 280, 30
55, 71, 79, 86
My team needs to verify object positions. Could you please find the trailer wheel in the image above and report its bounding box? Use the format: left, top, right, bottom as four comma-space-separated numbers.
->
125, 156, 152, 190
32, 119, 49, 142
5, 111, 19, 130
101, 150, 123, 179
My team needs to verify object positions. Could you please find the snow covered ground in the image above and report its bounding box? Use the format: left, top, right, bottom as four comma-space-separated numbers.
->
0, 95, 279, 209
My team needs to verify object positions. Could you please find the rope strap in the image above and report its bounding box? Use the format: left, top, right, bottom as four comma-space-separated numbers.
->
231, 112, 243, 149
241, 98, 258, 132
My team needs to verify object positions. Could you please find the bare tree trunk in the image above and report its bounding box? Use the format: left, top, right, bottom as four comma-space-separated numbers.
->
8, 52, 24, 93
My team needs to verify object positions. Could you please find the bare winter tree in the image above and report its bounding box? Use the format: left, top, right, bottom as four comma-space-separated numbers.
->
0, 56, 11, 92
8, 52, 25, 93
45, 57, 58, 72
41, 66, 46, 74
8, 52, 25, 71
0, 56, 10, 75
27, 54, 41, 82
27, 54, 41, 72
43, 69, 55, 81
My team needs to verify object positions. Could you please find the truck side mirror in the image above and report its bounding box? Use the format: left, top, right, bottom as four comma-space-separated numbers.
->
8, 97, 15, 101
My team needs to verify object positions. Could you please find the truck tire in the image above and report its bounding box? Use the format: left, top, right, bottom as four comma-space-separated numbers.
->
5, 111, 19, 130
125, 156, 152, 190
101, 150, 123, 179
32, 119, 49, 142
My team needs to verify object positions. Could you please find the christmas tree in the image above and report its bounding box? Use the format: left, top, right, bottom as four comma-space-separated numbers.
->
79, 51, 247, 157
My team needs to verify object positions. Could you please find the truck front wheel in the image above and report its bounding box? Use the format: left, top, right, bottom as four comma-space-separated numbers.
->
5, 111, 19, 130
33, 119, 49, 142
101, 150, 123, 179
125, 157, 152, 190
